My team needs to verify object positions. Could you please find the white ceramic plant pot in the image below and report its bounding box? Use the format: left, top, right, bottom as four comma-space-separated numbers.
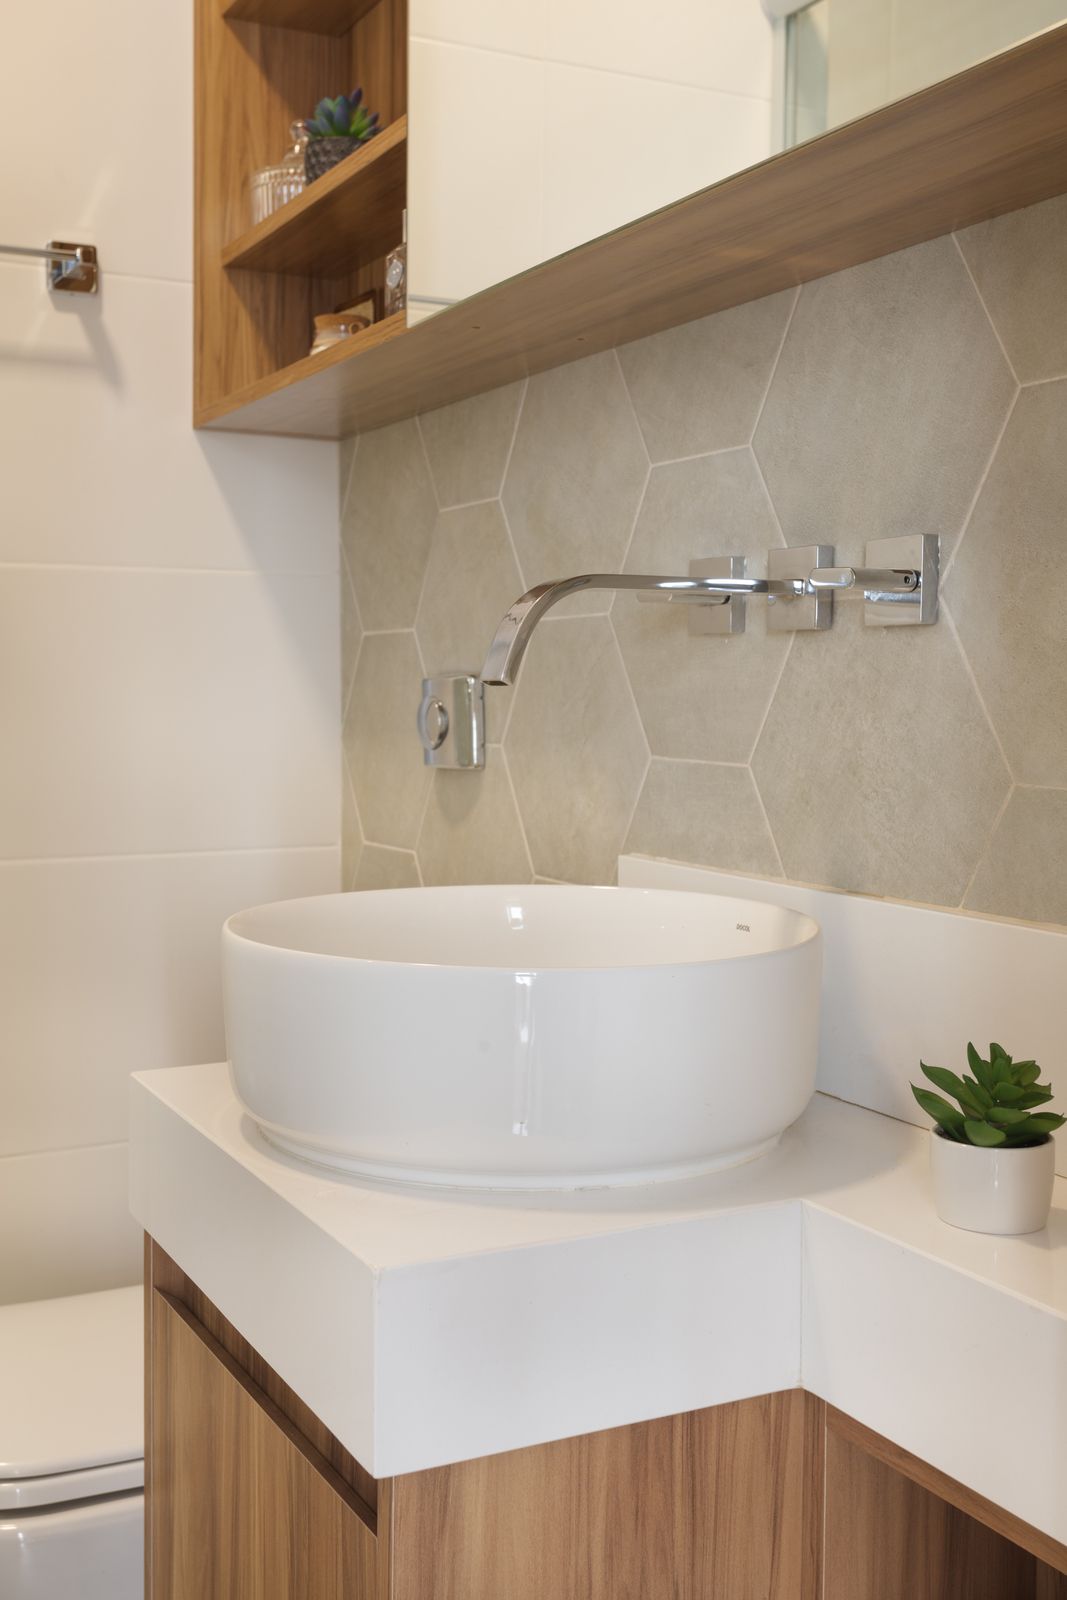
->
929, 1130, 1056, 1235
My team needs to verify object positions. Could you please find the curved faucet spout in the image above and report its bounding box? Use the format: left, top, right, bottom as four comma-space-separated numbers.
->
479, 572, 781, 686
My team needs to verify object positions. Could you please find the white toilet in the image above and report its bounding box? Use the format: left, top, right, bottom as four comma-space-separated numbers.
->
0, 1286, 144, 1599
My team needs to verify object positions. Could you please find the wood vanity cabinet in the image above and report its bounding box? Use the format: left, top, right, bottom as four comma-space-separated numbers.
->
145, 1238, 1067, 1600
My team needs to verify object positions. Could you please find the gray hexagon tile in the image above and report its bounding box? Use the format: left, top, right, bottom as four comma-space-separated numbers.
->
341, 418, 438, 630
955, 193, 1067, 384
505, 615, 649, 884
754, 234, 1016, 554
502, 352, 649, 614
418, 747, 532, 886
944, 379, 1067, 787
343, 631, 431, 849
752, 610, 1011, 906
414, 501, 523, 744
964, 787, 1067, 927
616, 288, 796, 464
340, 433, 359, 517
342, 752, 362, 888
417, 381, 526, 509
613, 451, 789, 763
353, 844, 422, 890
624, 760, 782, 878
341, 548, 362, 717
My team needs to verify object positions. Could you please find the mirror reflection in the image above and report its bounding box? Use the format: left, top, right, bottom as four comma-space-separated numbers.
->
407, 0, 1067, 320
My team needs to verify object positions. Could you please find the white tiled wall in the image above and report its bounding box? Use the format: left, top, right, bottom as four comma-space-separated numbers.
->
408, 0, 774, 305
0, 0, 340, 1304
824, 0, 1067, 127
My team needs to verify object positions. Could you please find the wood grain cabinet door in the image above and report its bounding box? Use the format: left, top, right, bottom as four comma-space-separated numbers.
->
149, 1290, 379, 1600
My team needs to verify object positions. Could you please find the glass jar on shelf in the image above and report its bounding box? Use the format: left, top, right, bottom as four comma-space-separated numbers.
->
248, 122, 308, 227
383, 210, 407, 318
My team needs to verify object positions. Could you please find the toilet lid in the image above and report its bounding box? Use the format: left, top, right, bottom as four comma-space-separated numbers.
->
0, 1285, 143, 1491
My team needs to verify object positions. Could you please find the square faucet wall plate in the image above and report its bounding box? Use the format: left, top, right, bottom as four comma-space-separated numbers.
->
864, 535, 939, 626
688, 556, 746, 635
767, 545, 835, 632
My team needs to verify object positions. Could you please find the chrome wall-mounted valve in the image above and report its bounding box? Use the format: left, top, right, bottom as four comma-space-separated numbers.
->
808, 534, 939, 626
417, 674, 485, 768
476, 535, 939, 687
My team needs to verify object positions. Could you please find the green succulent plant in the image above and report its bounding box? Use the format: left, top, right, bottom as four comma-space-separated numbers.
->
912, 1042, 1065, 1148
303, 88, 379, 143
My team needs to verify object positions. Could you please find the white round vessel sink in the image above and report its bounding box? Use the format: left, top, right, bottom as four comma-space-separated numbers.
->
223, 885, 821, 1189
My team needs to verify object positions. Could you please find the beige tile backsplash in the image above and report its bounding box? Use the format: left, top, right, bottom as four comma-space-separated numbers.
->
341, 192, 1067, 928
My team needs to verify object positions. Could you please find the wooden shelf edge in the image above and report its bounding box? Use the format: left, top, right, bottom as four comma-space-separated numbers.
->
194, 311, 408, 429
221, 0, 381, 36
221, 115, 406, 275
196, 22, 1067, 440
826, 1405, 1067, 1577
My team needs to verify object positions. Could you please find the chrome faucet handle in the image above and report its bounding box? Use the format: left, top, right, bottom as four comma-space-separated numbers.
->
807, 567, 919, 592
809, 535, 939, 626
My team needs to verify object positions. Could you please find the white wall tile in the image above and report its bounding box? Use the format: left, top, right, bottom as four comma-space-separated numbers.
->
411, 0, 547, 57
0, 1143, 143, 1306
541, 66, 771, 261
408, 39, 545, 303
0, 266, 338, 574
543, 0, 773, 98
2, 0, 193, 284
1, 0, 339, 1307
0, 847, 338, 1158
0, 568, 339, 859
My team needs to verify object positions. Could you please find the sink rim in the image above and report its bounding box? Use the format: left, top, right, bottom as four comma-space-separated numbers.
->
224, 883, 821, 973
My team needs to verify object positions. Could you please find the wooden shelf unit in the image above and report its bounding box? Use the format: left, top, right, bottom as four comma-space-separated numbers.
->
194, 0, 406, 424
221, 115, 406, 278
195, 19, 1067, 439
221, 0, 381, 34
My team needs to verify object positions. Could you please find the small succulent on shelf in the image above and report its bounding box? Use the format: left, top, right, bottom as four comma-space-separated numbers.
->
912, 1042, 1065, 1148
303, 89, 379, 144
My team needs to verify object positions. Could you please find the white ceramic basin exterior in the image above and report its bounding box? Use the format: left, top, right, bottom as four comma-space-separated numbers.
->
223, 885, 821, 1189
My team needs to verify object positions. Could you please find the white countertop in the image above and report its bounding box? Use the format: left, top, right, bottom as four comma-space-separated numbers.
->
130, 1064, 1067, 1541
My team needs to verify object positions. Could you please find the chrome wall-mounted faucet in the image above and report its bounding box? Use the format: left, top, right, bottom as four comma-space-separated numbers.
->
479, 535, 937, 687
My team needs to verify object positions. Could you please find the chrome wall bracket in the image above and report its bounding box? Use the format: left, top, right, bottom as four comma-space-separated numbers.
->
417, 674, 485, 768
767, 544, 835, 631
0, 242, 99, 294
688, 556, 747, 635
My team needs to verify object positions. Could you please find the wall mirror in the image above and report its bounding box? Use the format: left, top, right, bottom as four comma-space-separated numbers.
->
406, 0, 1067, 322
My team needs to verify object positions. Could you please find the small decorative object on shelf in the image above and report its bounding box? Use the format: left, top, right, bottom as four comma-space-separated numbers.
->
309, 291, 379, 356
303, 89, 379, 183
384, 208, 407, 318
248, 122, 308, 227
913, 1042, 1064, 1235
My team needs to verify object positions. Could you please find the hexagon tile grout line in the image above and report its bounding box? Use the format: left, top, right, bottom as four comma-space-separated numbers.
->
746, 284, 801, 445
938, 597, 1017, 785
951, 230, 1022, 388
956, 778, 1018, 909
745, 627, 796, 768
496, 377, 530, 506
340, 547, 363, 724
339, 433, 361, 524
939, 386, 1021, 584
497, 494, 529, 611
497, 740, 537, 883
413, 413, 444, 515
607, 605, 653, 868
748, 445, 789, 551
749, 764, 788, 881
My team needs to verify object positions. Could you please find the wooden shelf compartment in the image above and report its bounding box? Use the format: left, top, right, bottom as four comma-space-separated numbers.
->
196, 20, 1067, 439
196, 0, 406, 421
222, 115, 406, 277
220, 0, 380, 36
